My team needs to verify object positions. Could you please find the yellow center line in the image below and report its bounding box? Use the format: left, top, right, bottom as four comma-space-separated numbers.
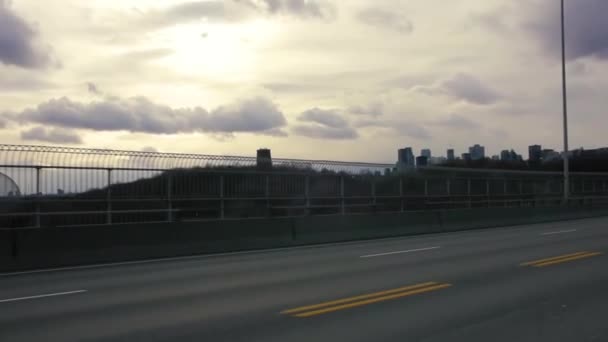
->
281, 282, 438, 315
533, 252, 603, 267
293, 283, 452, 318
520, 251, 591, 266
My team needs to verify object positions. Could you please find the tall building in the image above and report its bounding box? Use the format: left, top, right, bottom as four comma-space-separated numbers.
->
447, 149, 455, 161
528, 145, 542, 162
416, 156, 428, 167
462, 153, 472, 161
398, 148, 415, 168
469, 144, 485, 161
256, 148, 272, 169
501, 149, 520, 162
421, 149, 431, 159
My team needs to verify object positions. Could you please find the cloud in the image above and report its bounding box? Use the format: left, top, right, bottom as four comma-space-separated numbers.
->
0, 0, 53, 68
527, 0, 608, 61
293, 107, 358, 139
7, 96, 288, 136
439, 74, 501, 105
430, 114, 480, 129
253, 0, 336, 19
348, 102, 385, 117
86, 82, 102, 95
20, 126, 82, 144
135, 0, 335, 31
297, 108, 348, 128
355, 118, 431, 140
356, 7, 413, 34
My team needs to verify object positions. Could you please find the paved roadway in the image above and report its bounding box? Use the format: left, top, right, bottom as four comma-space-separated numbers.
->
1, 217, 608, 342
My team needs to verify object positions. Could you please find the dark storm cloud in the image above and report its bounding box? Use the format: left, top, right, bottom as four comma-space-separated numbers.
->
21, 126, 82, 144
440, 74, 501, 105
527, 0, 608, 60
7, 96, 287, 136
356, 7, 413, 34
293, 107, 358, 139
0, 0, 53, 68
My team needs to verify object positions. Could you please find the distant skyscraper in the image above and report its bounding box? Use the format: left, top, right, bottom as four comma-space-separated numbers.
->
447, 149, 455, 161
528, 145, 542, 162
500, 150, 511, 161
462, 153, 472, 161
421, 149, 431, 159
398, 148, 415, 168
256, 148, 272, 169
416, 156, 428, 167
469, 144, 485, 161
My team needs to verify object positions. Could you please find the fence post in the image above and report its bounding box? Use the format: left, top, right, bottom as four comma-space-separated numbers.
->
446, 179, 451, 197
35, 167, 41, 228
399, 177, 404, 213
519, 179, 524, 207
340, 175, 345, 215
219, 175, 225, 219
265, 175, 271, 217
467, 178, 472, 208
486, 179, 490, 208
503, 179, 508, 208
305, 175, 310, 215
106, 169, 112, 225
371, 177, 377, 212
167, 172, 173, 222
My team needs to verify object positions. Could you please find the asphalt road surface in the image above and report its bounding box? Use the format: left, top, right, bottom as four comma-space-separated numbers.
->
2, 217, 608, 342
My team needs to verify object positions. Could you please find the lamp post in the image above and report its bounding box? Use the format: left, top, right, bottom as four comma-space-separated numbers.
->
561, 0, 570, 203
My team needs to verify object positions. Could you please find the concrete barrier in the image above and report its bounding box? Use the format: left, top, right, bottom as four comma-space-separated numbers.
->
1, 206, 607, 272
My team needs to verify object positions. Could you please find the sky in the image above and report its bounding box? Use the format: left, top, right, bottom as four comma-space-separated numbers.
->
0, 0, 607, 163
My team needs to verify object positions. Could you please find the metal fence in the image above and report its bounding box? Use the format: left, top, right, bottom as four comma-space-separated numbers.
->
2, 144, 608, 229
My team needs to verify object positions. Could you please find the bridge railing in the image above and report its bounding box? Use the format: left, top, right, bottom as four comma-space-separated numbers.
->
1, 144, 608, 228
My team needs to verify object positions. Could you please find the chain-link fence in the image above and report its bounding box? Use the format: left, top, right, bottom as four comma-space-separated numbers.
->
1, 144, 608, 228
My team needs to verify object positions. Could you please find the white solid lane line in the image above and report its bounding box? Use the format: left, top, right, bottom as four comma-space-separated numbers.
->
0, 290, 87, 303
360, 246, 441, 258
541, 229, 577, 236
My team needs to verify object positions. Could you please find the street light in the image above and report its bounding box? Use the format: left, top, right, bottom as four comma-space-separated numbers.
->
561, 0, 570, 203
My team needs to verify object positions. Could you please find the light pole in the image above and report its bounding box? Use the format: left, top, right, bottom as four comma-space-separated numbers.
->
561, 0, 570, 203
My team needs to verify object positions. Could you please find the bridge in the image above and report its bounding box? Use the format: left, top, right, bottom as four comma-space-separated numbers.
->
1, 144, 608, 341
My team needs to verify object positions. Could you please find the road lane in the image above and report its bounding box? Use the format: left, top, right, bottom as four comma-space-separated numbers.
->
1, 216, 607, 341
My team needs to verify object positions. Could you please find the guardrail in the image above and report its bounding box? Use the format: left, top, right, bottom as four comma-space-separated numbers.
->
2, 144, 608, 229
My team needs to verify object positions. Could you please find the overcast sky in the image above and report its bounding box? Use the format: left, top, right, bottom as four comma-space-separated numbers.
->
1, 0, 606, 162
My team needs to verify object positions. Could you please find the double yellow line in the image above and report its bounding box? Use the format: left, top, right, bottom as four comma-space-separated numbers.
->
281, 282, 451, 318
521, 251, 603, 268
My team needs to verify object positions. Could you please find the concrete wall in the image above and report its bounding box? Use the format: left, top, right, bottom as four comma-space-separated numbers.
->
1, 206, 607, 272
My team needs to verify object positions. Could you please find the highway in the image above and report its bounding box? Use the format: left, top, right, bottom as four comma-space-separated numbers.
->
1, 217, 608, 342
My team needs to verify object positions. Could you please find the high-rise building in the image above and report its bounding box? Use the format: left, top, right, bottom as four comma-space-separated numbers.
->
528, 145, 542, 162
416, 156, 428, 167
469, 144, 485, 161
421, 149, 431, 159
462, 153, 472, 161
500, 150, 511, 161
398, 148, 415, 168
447, 149, 455, 161
256, 148, 272, 169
